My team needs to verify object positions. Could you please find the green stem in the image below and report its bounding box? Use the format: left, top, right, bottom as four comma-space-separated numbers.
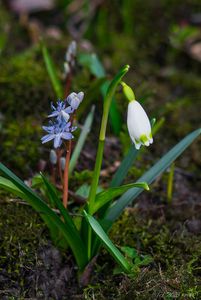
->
88, 141, 105, 213
87, 65, 130, 259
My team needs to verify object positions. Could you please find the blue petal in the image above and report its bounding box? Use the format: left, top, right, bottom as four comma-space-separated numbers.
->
48, 111, 59, 118
42, 125, 54, 133
41, 134, 54, 144
54, 134, 62, 148
62, 132, 73, 140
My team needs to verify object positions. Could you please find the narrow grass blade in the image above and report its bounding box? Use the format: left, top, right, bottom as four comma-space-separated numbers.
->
106, 128, 201, 224
69, 106, 95, 175
0, 163, 88, 270
92, 182, 149, 214
84, 211, 131, 273
41, 42, 63, 98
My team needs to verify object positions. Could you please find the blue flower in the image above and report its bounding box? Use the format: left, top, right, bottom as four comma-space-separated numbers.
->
41, 120, 74, 148
67, 92, 84, 110
48, 100, 72, 122
41, 93, 83, 149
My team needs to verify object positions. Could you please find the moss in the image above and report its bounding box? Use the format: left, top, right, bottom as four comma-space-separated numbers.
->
95, 208, 201, 299
0, 46, 55, 118
1, 116, 42, 175
0, 201, 47, 297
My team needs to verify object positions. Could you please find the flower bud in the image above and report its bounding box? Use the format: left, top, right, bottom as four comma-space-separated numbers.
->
49, 149, 57, 165
67, 92, 84, 110
60, 157, 66, 171
121, 82, 135, 102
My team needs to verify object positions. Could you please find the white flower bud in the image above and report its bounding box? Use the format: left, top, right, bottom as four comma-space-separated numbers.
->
127, 100, 153, 150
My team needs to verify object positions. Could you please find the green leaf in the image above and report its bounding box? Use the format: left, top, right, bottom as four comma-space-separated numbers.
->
40, 173, 87, 249
41, 41, 63, 98
0, 176, 28, 199
69, 106, 95, 175
106, 128, 201, 224
0, 163, 88, 270
76, 184, 103, 199
78, 53, 105, 77
83, 211, 131, 273
120, 246, 138, 259
92, 182, 149, 214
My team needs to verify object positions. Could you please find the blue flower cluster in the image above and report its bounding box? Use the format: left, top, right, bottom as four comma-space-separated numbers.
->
41, 92, 84, 148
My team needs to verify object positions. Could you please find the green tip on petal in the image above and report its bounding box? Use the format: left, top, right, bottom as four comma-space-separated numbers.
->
140, 134, 148, 144
121, 82, 135, 102
149, 132, 153, 139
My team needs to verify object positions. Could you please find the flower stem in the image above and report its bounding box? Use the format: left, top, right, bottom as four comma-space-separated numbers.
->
87, 65, 130, 259
57, 149, 63, 184
62, 141, 72, 208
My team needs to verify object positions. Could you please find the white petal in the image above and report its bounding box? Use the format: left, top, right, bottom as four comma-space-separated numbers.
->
144, 140, 150, 146
127, 100, 151, 143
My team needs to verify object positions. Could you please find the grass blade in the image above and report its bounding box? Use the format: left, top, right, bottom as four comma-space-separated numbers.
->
92, 182, 149, 214
41, 41, 63, 98
84, 211, 131, 273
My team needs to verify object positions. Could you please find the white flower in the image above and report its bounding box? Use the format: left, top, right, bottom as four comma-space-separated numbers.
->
127, 100, 153, 150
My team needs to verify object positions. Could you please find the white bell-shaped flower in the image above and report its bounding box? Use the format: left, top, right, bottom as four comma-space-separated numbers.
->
127, 100, 153, 150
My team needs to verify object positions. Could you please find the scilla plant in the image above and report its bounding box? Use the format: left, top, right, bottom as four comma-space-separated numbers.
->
0, 65, 200, 282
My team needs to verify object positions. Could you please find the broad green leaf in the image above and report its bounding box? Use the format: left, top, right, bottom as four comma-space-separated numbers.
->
69, 106, 95, 175
106, 128, 201, 224
0, 163, 88, 270
92, 182, 149, 214
84, 211, 131, 273
41, 42, 63, 98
